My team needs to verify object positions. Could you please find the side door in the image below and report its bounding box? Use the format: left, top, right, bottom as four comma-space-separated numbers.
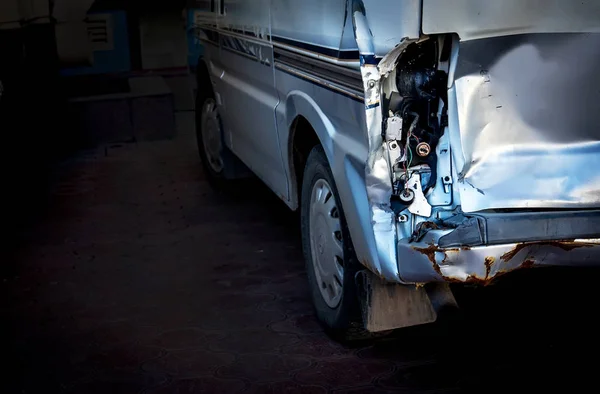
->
215, 0, 288, 198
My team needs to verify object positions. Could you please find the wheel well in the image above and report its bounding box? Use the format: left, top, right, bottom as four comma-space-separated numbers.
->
195, 60, 213, 98
290, 116, 321, 207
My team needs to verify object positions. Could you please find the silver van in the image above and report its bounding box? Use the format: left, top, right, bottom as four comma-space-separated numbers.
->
192, 0, 600, 336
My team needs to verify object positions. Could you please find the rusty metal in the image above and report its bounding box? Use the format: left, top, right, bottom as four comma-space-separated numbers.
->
484, 256, 495, 279
500, 240, 596, 262
416, 142, 431, 157
412, 244, 444, 265
521, 259, 535, 269
409, 240, 599, 286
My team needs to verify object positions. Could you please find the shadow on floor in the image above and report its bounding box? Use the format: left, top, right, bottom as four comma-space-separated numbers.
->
3, 119, 598, 393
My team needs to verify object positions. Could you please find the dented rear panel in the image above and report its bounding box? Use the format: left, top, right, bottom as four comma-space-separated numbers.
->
451, 33, 600, 212
422, 0, 600, 211
353, 0, 600, 284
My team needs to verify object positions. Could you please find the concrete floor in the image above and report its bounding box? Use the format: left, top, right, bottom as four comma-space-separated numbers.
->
3, 112, 599, 393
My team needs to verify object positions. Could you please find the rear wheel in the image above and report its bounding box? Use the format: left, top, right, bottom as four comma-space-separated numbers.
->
301, 145, 365, 339
195, 86, 229, 187
198, 97, 224, 173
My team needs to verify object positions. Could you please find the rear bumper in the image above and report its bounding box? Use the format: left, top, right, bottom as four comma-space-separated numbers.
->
397, 211, 600, 284
399, 239, 600, 285
438, 210, 600, 248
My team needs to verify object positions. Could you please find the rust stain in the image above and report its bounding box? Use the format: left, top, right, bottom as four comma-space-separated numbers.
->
439, 274, 495, 286
521, 259, 535, 269
413, 239, 597, 286
500, 243, 530, 262
460, 273, 503, 286
420, 222, 440, 230
453, 257, 540, 286
412, 244, 462, 280
431, 261, 444, 278
463, 276, 490, 286
500, 240, 596, 262
413, 244, 460, 265
459, 257, 544, 286
441, 253, 450, 264
412, 244, 442, 265
443, 259, 536, 287
484, 256, 495, 280
546, 241, 597, 251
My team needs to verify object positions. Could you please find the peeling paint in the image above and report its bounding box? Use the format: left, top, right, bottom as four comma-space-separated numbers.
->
412, 244, 443, 265
500, 240, 596, 262
410, 240, 600, 286
521, 259, 535, 269
484, 256, 495, 279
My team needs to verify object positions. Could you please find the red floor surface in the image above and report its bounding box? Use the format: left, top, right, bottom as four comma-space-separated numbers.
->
3, 113, 599, 393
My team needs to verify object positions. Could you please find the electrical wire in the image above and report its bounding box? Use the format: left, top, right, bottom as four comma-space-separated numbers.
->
407, 112, 420, 137
402, 111, 419, 192
403, 146, 414, 192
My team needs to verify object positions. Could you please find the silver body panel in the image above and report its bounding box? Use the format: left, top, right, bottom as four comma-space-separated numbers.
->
192, 0, 600, 285
422, 0, 600, 40
452, 33, 600, 212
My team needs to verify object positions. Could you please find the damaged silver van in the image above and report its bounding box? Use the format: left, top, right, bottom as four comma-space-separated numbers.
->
192, 0, 600, 335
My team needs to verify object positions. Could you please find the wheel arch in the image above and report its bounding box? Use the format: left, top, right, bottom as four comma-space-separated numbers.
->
195, 57, 213, 98
282, 89, 393, 283
284, 92, 337, 211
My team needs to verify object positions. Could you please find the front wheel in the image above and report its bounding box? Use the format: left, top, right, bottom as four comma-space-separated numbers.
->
301, 145, 365, 338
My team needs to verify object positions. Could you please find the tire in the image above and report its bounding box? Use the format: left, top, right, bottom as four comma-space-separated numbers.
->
301, 145, 366, 339
195, 80, 230, 188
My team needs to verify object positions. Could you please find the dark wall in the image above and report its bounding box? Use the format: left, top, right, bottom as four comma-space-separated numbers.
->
1, 24, 74, 238
89, 0, 186, 12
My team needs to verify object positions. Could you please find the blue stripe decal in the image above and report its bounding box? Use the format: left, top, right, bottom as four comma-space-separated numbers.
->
198, 25, 368, 103
276, 67, 364, 103
225, 27, 270, 41
201, 26, 361, 62
365, 102, 380, 110
221, 34, 271, 66
272, 35, 360, 60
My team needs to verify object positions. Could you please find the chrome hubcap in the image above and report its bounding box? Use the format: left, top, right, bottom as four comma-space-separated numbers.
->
309, 179, 344, 308
200, 98, 224, 173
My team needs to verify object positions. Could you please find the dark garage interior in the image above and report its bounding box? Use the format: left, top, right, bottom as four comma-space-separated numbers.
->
2, 1, 600, 393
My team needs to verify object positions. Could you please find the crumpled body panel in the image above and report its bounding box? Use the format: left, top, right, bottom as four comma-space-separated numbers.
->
453, 33, 600, 212
422, 0, 600, 41
350, 1, 600, 283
